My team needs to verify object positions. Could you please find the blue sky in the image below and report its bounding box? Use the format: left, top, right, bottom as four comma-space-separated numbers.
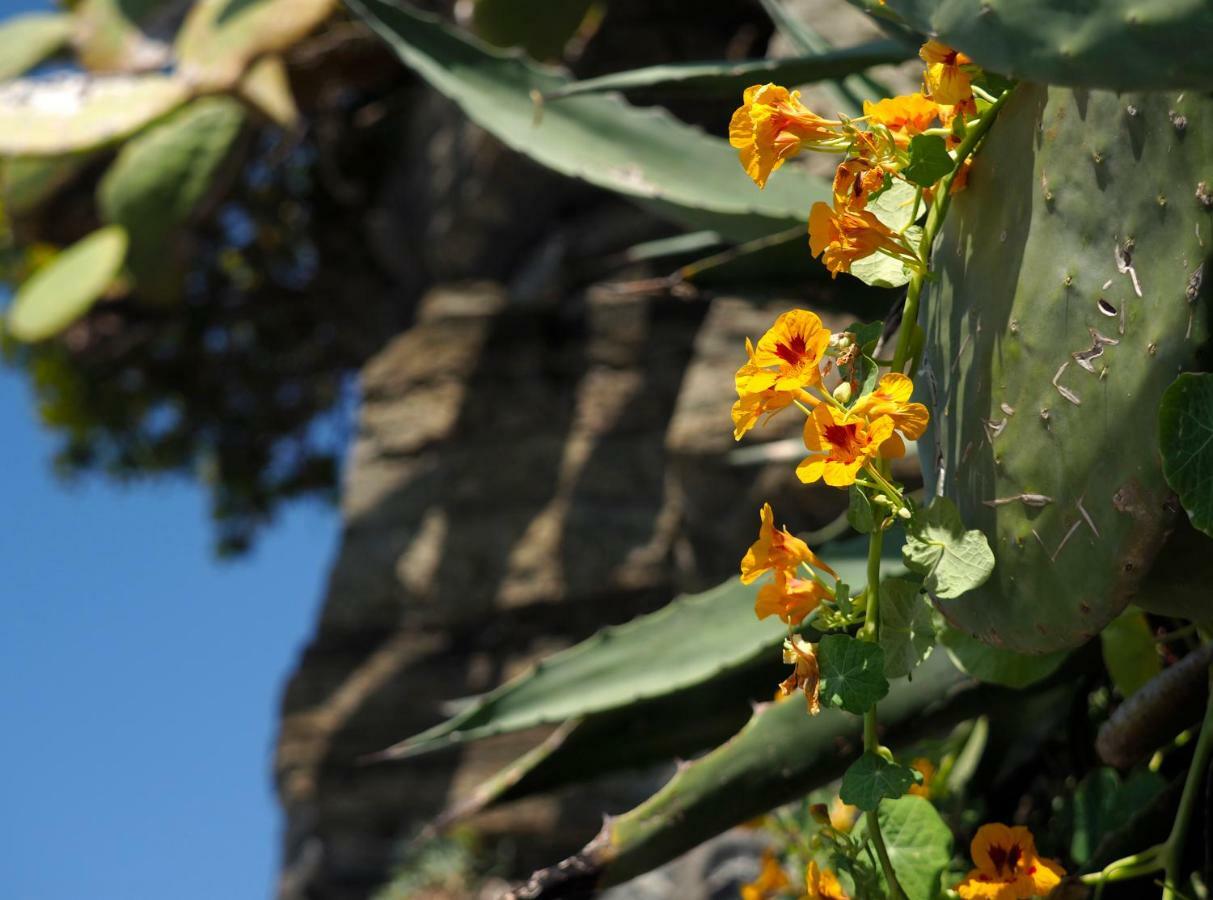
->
0, 4, 342, 897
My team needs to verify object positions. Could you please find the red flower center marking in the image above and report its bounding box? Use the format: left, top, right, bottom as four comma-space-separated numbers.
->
823, 422, 864, 460
775, 334, 808, 367
988, 843, 1023, 878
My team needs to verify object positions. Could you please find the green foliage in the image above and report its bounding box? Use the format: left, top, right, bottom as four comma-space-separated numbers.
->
848, 483, 876, 533
868, 796, 953, 900
1160, 373, 1213, 537
876, 0, 1213, 91
576, 652, 979, 889
71, 0, 171, 72
0, 74, 189, 155
544, 41, 912, 100
1100, 609, 1160, 697
97, 96, 246, 300
346, 0, 829, 241
379, 541, 883, 758
6, 226, 128, 341
819, 633, 889, 714
1068, 767, 1166, 866
174, 0, 335, 88
839, 752, 919, 811
879, 577, 935, 679
902, 497, 994, 599
472, 0, 593, 60
901, 134, 952, 189
2, 153, 98, 219
919, 84, 1212, 653
937, 624, 1067, 688
0, 13, 71, 80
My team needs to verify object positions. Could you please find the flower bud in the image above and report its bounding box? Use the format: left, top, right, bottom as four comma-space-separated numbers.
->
897, 506, 912, 520
832, 381, 853, 404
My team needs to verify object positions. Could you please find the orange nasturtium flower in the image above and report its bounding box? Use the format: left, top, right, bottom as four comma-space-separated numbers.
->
741, 502, 836, 585
752, 309, 831, 390
956, 824, 1066, 899
797, 403, 899, 487
920, 40, 975, 107
862, 92, 940, 145
732, 340, 802, 440
807, 202, 909, 278
742, 850, 790, 900
730, 83, 844, 188
850, 372, 930, 455
908, 757, 936, 797
805, 861, 850, 900
756, 569, 831, 626
832, 159, 887, 211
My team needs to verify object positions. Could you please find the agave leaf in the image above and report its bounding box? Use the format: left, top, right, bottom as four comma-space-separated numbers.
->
174, 0, 336, 89
374, 538, 894, 759
346, 0, 828, 242
0, 73, 190, 156
877, 0, 1213, 90
543, 41, 912, 102
6, 226, 129, 342
512, 652, 999, 896
471, 0, 594, 60
0, 13, 72, 81
435, 655, 783, 826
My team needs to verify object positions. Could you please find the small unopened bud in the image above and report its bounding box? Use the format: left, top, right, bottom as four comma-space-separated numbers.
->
872, 494, 892, 506
832, 381, 853, 404
827, 331, 853, 353
809, 803, 830, 825
897, 507, 912, 520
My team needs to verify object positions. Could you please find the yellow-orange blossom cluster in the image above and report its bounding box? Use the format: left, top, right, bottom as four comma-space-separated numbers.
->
729, 40, 980, 276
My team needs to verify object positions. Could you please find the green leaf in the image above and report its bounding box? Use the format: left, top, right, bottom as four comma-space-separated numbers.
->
871, 796, 953, 900
880, 0, 1213, 91
97, 96, 247, 301
6, 225, 128, 342
880, 577, 935, 679
547, 651, 981, 888
901, 134, 953, 189
850, 249, 912, 289
866, 177, 920, 231
1100, 609, 1161, 698
175, 0, 335, 89
819, 634, 889, 714
848, 484, 875, 534
2, 153, 98, 219
347, 0, 828, 242
1160, 373, 1213, 538
845, 320, 885, 355
0, 74, 189, 155
544, 41, 913, 100
903, 496, 995, 599
380, 538, 887, 758
472, 0, 593, 60
71, 0, 171, 73
1069, 768, 1166, 866
0, 13, 71, 81
839, 752, 918, 811
937, 624, 1067, 689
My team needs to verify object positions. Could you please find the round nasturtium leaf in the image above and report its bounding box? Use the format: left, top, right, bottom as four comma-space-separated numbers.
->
1160, 372, 1213, 538
7, 225, 128, 341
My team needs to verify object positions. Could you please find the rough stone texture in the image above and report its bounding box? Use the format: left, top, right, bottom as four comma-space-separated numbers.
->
272, 3, 911, 897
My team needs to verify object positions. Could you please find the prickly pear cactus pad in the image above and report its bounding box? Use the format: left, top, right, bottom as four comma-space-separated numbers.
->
919, 84, 1212, 654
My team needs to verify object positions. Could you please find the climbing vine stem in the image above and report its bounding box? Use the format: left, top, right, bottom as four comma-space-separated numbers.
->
891, 86, 1014, 376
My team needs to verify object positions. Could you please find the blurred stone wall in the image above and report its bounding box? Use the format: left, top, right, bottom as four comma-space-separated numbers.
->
272, 3, 901, 897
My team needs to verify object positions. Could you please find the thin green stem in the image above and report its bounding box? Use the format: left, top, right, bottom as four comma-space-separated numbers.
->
1162, 664, 1213, 900
857, 528, 906, 899
890, 87, 1014, 375
971, 83, 999, 105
